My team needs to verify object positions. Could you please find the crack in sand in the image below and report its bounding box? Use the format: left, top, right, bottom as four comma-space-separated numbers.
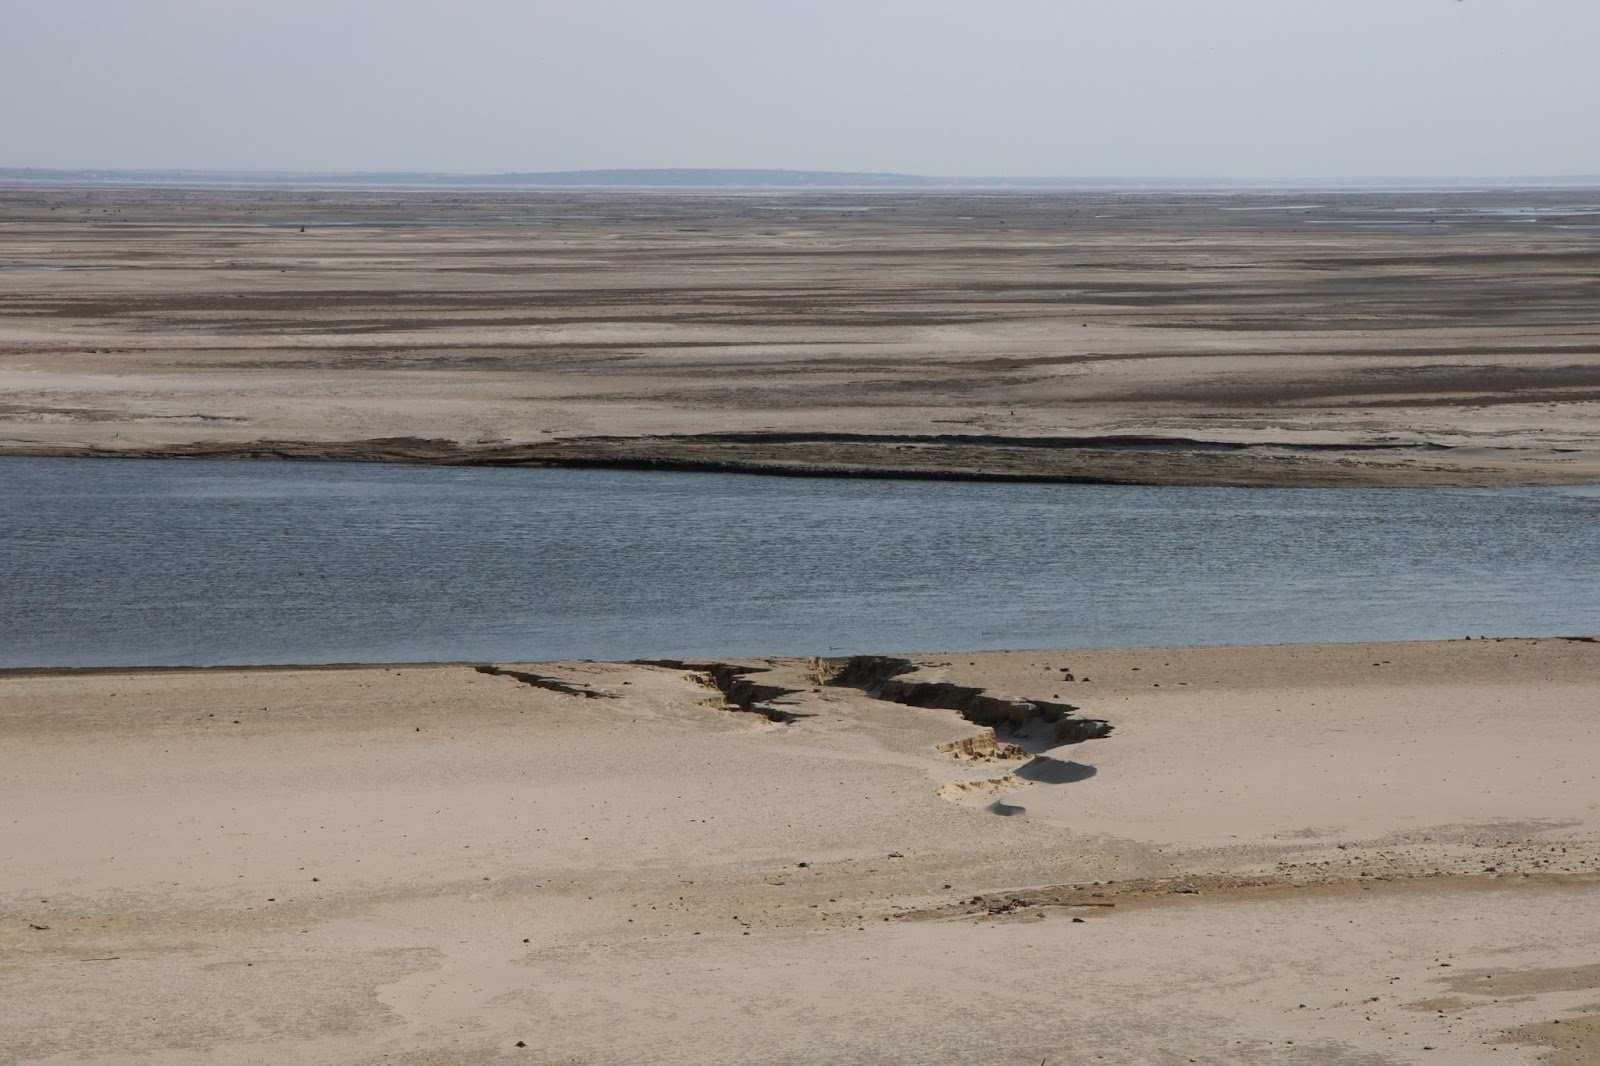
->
473, 665, 620, 699
633, 660, 803, 722
823, 655, 1113, 745
628, 656, 1114, 811
489, 656, 1112, 812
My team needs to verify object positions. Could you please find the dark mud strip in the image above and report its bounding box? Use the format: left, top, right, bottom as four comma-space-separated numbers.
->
7, 432, 1522, 489
474, 664, 619, 699
827, 655, 1113, 745
28, 430, 1455, 459
634, 659, 803, 723
611, 431, 1453, 454
902, 871, 1600, 923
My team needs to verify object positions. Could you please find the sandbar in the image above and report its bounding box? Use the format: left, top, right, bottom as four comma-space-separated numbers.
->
4, 637, 1599, 1062
4, 184, 1600, 486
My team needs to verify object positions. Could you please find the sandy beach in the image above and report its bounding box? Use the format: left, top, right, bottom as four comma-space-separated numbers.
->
4, 184, 1600, 486
4, 637, 1598, 1063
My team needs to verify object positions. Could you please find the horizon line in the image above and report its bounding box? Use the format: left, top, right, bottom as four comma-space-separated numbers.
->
4, 166, 1600, 189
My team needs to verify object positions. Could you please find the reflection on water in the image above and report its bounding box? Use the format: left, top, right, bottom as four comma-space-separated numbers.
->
1, 458, 1595, 667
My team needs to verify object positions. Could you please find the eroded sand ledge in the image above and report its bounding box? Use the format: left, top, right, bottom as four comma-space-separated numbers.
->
5, 184, 1600, 487
5, 638, 1599, 1063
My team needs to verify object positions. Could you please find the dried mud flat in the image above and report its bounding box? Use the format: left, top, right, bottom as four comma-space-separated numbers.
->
3, 183, 1600, 485
4, 637, 1600, 1063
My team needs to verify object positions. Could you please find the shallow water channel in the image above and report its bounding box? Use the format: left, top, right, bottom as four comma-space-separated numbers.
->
2, 457, 1596, 667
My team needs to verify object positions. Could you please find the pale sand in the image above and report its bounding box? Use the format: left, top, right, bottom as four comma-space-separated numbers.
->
4, 638, 1599, 1063
4, 184, 1600, 485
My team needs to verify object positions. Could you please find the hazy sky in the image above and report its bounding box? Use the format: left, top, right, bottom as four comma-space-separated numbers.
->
4, 0, 1598, 178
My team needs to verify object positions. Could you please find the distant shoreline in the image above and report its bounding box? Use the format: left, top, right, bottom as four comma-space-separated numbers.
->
4, 635, 1596, 677
5, 435, 1597, 489
7, 166, 1600, 190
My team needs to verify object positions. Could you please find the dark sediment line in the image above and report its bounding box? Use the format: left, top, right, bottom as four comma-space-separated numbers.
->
586, 430, 1454, 454
474, 664, 619, 699
13, 431, 1454, 461
470, 453, 1149, 485
4, 439, 1143, 484
4, 431, 1526, 488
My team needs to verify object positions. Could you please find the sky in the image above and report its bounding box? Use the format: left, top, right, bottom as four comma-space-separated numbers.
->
4, 0, 1598, 179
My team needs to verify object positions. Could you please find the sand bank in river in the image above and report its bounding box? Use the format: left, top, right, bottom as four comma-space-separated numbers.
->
4, 184, 1600, 486
4, 637, 1599, 1063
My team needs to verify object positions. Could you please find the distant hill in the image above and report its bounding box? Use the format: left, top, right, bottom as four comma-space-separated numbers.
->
2, 167, 1597, 189
0, 167, 1097, 188
467, 169, 957, 187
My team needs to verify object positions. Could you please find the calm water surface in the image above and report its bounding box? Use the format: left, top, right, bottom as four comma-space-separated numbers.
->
1, 458, 1595, 667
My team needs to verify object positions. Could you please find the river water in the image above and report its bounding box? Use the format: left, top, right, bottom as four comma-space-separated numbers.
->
1, 457, 1595, 667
